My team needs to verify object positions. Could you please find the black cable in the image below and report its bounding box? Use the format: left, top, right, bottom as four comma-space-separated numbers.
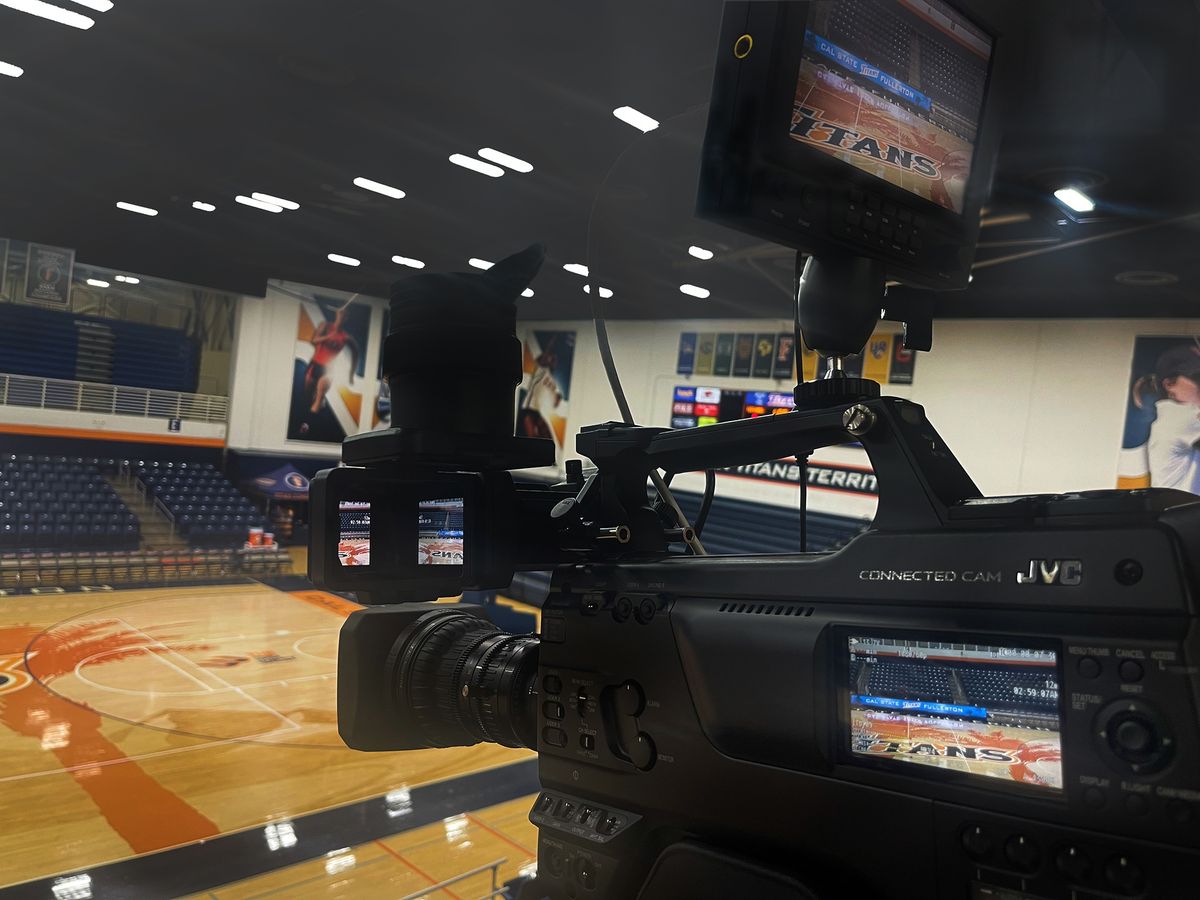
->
694, 469, 716, 538
798, 453, 810, 552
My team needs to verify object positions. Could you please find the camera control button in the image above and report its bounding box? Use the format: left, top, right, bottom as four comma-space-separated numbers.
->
1104, 855, 1145, 894
580, 733, 595, 751
542, 726, 567, 748
960, 825, 992, 861
543, 674, 563, 694
543, 701, 564, 720
1077, 656, 1102, 679
1118, 659, 1144, 683
597, 813, 624, 836
629, 732, 656, 770
1083, 786, 1107, 809
1055, 845, 1093, 883
574, 857, 597, 891
1003, 834, 1041, 873
615, 681, 645, 717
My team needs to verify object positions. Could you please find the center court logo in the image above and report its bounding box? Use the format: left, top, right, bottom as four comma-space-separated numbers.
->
791, 105, 940, 179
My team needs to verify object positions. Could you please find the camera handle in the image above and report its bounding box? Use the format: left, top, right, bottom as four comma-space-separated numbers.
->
578, 396, 980, 539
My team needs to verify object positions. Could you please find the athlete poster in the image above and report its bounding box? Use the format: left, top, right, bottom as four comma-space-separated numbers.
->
518, 330, 576, 465
1118, 336, 1200, 495
286, 291, 370, 443
23, 243, 74, 310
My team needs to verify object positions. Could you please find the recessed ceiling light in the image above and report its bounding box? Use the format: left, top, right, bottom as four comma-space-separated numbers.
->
236, 195, 283, 213
477, 148, 533, 173
521, 288, 535, 298
613, 106, 659, 133
67, 0, 114, 11
469, 258, 494, 270
449, 154, 505, 178
115, 201, 158, 216
353, 176, 406, 199
583, 285, 614, 299
563, 263, 589, 277
114, 275, 140, 284
688, 245, 714, 260
192, 201, 215, 212
252, 192, 299, 210
0, 1, 94, 29
392, 255, 425, 269
680, 284, 710, 299
1053, 187, 1094, 213
0, 60, 23, 78
86, 278, 110, 288
327, 253, 360, 267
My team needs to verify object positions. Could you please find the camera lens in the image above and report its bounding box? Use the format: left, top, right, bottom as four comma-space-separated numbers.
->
387, 608, 540, 749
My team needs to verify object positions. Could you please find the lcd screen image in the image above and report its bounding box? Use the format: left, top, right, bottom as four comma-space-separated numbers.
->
337, 501, 371, 567
790, 0, 992, 213
418, 498, 465, 566
847, 636, 1063, 790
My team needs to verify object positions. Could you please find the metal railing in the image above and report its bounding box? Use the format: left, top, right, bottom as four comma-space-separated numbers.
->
397, 858, 508, 900
0, 372, 228, 423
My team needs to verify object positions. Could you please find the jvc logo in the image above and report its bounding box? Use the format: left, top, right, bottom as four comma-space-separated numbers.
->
1016, 559, 1083, 586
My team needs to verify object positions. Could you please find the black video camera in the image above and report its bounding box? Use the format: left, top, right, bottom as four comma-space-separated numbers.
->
310, 3, 1200, 897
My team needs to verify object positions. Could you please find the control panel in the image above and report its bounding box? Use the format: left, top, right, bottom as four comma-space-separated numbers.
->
538, 666, 659, 773
530, 791, 639, 897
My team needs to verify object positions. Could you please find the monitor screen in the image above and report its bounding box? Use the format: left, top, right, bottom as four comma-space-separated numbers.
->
417, 498, 465, 566
847, 635, 1062, 791
337, 500, 371, 567
790, 0, 993, 213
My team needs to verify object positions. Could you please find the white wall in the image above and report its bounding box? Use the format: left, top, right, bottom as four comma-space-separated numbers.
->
0, 404, 225, 442
226, 281, 386, 457
519, 316, 1200, 513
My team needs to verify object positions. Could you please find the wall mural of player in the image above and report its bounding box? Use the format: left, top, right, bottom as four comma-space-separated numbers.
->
1119, 336, 1200, 494
518, 330, 576, 462
287, 292, 370, 443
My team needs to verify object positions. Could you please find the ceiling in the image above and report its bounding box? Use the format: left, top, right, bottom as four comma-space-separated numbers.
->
0, 1, 1198, 320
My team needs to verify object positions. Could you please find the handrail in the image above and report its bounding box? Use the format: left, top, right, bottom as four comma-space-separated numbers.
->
397, 858, 507, 900
0, 372, 228, 424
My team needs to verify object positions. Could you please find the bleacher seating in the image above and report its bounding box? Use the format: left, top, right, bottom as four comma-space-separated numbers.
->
136, 461, 267, 547
866, 660, 953, 703
0, 454, 138, 550
669, 490, 867, 554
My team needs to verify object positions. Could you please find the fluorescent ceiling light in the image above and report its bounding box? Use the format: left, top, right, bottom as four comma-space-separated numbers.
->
477, 148, 533, 173
192, 201, 215, 212
583, 285, 614, 299
67, 0, 113, 11
0, 1, 94, 30
236, 194, 283, 213
521, 288, 535, 298
613, 106, 659, 133
0, 61, 24, 78
449, 154, 504, 178
688, 245, 714, 260
353, 176, 405, 199
114, 275, 140, 284
115, 201, 157, 216
252, 192, 299, 210
392, 255, 425, 269
1053, 187, 1094, 213
680, 284, 710, 299
563, 263, 589, 277
86, 278, 109, 288
327, 253, 360, 267
469, 258, 494, 270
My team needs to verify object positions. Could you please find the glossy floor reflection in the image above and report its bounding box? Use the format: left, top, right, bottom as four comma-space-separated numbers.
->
0, 584, 534, 892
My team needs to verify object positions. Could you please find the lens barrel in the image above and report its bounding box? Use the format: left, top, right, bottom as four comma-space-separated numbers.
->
387, 608, 539, 749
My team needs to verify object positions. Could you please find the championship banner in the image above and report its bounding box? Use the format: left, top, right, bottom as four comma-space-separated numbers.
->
713, 332, 735, 376
23, 243, 74, 310
285, 289, 370, 443
862, 334, 893, 383
1117, 335, 1200, 494
732, 333, 754, 377
676, 332, 697, 375
890, 339, 916, 384
519, 330, 576, 465
694, 332, 716, 376
773, 333, 796, 380
752, 333, 776, 378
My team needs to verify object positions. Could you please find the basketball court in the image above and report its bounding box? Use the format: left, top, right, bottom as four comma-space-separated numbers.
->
0, 582, 540, 895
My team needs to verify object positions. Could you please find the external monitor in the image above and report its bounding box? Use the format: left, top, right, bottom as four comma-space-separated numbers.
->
699, 0, 1000, 289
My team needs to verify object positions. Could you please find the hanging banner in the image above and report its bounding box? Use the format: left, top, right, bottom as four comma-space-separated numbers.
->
286, 290, 370, 443
713, 332, 735, 376
752, 333, 777, 378
862, 334, 893, 383
773, 333, 797, 380
732, 333, 755, 377
24, 243, 75, 310
519, 330, 577, 464
676, 332, 697, 375
890, 338, 917, 384
1117, 336, 1200, 494
694, 332, 716, 376
0, 238, 8, 299
801, 342, 820, 382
